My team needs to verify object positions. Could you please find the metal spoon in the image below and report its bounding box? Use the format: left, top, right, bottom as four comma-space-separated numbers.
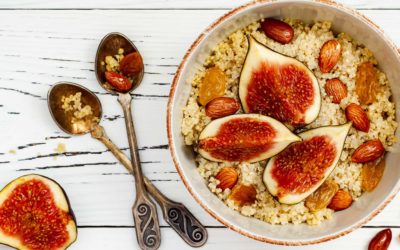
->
94, 32, 161, 250
48, 82, 207, 248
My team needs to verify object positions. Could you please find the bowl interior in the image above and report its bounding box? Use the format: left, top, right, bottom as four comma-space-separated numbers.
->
169, 0, 400, 244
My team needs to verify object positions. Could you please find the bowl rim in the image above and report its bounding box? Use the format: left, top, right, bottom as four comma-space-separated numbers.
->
167, 0, 400, 245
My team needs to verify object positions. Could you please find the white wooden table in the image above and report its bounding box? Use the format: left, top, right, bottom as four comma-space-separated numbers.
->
0, 0, 399, 249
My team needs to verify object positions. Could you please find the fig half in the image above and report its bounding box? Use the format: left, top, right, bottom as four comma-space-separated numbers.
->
0, 175, 77, 250
263, 123, 351, 204
198, 114, 301, 163
239, 36, 321, 127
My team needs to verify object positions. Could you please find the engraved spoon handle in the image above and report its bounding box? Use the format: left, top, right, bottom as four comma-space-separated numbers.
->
118, 92, 161, 250
91, 125, 207, 247
151, 192, 208, 247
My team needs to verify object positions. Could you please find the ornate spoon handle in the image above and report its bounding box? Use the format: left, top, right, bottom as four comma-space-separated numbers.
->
146, 183, 208, 247
132, 194, 160, 249
118, 93, 161, 250
91, 125, 207, 247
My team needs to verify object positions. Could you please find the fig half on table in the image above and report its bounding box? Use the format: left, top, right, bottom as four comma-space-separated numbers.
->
263, 123, 351, 204
0, 174, 77, 250
198, 113, 301, 163
239, 36, 321, 128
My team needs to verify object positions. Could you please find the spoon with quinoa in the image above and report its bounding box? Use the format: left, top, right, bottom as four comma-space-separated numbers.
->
48, 82, 207, 248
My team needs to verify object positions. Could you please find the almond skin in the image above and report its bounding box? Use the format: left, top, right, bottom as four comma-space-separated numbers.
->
215, 167, 238, 190
328, 189, 353, 211
205, 97, 240, 119
318, 39, 342, 73
368, 229, 392, 250
325, 78, 347, 104
261, 18, 294, 44
345, 103, 370, 132
351, 139, 385, 163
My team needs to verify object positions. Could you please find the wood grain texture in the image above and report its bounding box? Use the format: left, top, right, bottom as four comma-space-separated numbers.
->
0, 0, 399, 9
0, 2, 399, 249
67, 227, 400, 249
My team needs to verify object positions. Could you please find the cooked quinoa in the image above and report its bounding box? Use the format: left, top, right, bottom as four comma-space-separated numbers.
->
181, 20, 398, 225
61, 92, 99, 123
54, 143, 66, 154
103, 48, 125, 72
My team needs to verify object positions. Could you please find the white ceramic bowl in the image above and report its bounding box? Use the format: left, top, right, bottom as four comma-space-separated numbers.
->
167, 0, 400, 245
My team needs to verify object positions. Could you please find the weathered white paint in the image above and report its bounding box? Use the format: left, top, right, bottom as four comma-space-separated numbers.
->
0, 1, 399, 249
69, 227, 400, 249
0, 0, 398, 9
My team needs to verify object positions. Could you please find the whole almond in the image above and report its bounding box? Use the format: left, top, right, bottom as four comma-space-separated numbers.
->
368, 229, 392, 250
215, 167, 238, 190
325, 78, 347, 104
345, 103, 370, 132
327, 189, 353, 211
205, 97, 240, 119
261, 18, 294, 44
318, 39, 342, 73
352, 139, 385, 163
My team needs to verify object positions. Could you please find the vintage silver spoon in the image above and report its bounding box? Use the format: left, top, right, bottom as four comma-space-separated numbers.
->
48, 82, 207, 248
94, 32, 161, 250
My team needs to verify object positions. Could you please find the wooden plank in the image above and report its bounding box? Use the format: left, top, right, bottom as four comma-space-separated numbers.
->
0, 227, 395, 250
0, 9, 398, 103
0, 9, 399, 231
0, 0, 398, 10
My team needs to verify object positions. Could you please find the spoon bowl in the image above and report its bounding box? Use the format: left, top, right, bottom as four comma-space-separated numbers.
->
95, 32, 161, 250
48, 82, 102, 135
95, 32, 144, 93
48, 82, 207, 247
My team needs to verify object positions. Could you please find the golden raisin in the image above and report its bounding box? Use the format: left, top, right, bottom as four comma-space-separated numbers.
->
362, 158, 385, 192
305, 180, 339, 212
355, 62, 380, 105
198, 66, 227, 105
229, 184, 257, 206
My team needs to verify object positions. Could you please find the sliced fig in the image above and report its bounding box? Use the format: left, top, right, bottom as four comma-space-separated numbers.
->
263, 123, 351, 204
239, 36, 321, 127
0, 175, 77, 250
198, 114, 301, 163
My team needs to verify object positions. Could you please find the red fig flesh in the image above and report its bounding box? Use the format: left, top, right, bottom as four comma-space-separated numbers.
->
239, 36, 320, 127
0, 175, 77, 250
264, 123, 351, 204
198, 114, 300, 163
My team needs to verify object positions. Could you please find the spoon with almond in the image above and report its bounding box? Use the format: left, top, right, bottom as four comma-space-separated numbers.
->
95, 32, 161, 249
48, 82, 207, 248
